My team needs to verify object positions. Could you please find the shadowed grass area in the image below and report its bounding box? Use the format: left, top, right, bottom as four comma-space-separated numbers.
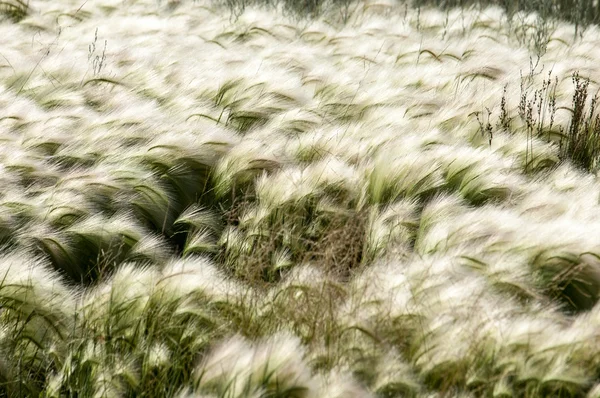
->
0, 0, 28, 22
411, 0, 600, 29
217, 197, 368, 284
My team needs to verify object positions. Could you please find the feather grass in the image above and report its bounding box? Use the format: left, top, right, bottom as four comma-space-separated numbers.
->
4, 0, 600, 395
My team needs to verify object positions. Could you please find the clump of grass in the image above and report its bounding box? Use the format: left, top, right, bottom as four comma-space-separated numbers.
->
364, 198, 419, 263
219, 198, 367, 284
559, 72, 600, 173
530, 249, 600, 313
517, 69, 559, 170
194, 333, 315, 397
38, 257, 245, 397
366, 151, 445, 206
215, 157, 367, 284
174, 204, 224, 257
0, 0, 28, 22
0, 252, 76, 396
265, 265, 345, 345
483, 69, 600, 175
214, 0, 355, 21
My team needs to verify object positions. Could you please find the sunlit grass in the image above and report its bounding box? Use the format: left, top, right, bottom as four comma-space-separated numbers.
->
3, 0, 600, 395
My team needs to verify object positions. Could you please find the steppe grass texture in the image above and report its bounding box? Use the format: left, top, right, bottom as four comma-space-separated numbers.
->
3, 0, 600, 396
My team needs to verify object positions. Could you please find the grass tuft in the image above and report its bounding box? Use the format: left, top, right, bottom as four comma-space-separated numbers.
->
0, 0, 28, 22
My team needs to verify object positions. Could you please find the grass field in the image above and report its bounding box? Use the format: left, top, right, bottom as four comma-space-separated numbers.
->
2, 0, 600, 396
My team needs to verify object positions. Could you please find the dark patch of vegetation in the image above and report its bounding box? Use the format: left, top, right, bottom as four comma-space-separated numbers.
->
0, 0, 28, 22
560, 72, 600, 173
214, 0, 356, 21
411, 0, 600, 33
218, 198, 368, 285
216, 0, 600, 39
